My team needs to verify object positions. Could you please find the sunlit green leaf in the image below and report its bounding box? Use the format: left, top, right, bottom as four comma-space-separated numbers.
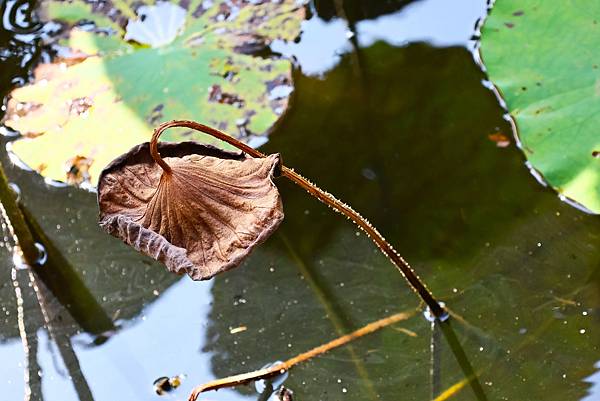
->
480, 0, 600, 213
3, 0, 305, 185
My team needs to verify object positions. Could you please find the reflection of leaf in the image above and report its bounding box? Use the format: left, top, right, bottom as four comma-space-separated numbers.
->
314, 0, 415, 22
480, 0, 600, 213
0, 143, 178, 342
3, 0, 305, 185
204, 43, 600, 401
191, 309, 416, 399
98, 141, 283, 280
20, 204, 115, 334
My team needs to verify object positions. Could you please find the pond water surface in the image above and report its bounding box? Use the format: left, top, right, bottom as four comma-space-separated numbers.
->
0, 1, 599, 401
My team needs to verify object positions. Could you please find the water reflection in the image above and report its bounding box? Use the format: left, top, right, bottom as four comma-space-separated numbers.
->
2, 276, 251, 401
70, 279, 248, 401
583, 361, 600, 401
357, 0, 487, 48
0, 135, 180, 400
205, 39, 600, 400
0, 141, 179, 341
0, 0, 45, 95
0, 339, 24, 398
272, 0, 488, 76
271, 15, 351, 76
0, 0, 599, 400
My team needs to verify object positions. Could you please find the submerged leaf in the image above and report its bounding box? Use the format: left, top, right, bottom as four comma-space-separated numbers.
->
97, 141, 284, 280
3, 0, 305, 185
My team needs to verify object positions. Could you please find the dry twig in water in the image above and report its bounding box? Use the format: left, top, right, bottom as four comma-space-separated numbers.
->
189, 309, 417, 400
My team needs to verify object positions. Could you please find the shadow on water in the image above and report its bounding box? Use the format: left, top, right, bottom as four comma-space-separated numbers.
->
0, 1, 599, 401
0, 139, 182, 400
204, 42, 600, 400
0, 3, 182, 399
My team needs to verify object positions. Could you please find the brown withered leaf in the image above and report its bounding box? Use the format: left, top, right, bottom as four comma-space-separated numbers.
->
97, 141, 283, 280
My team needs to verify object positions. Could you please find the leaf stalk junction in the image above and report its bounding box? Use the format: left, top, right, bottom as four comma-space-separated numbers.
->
151, 120, 447, 320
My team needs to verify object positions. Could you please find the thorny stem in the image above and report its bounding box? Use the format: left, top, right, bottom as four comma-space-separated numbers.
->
152, 120, 447, 320
281, 167, 446, 319
188, 309, 417, 400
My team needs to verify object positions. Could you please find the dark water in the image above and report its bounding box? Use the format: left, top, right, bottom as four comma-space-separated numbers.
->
1, 1, 600, 401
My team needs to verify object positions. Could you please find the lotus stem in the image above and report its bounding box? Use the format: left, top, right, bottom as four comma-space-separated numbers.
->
152, 120, 447, 320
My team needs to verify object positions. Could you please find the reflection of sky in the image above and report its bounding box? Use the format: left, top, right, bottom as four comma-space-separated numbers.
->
582, 361, 600, 401
357, 0, 487, 48
0, 339, 24, 400
272, 0, 488, 76
1, 279, 251, 401
73, 279, 249, 401
38, 330, 80, 400
271, 16, 352, 77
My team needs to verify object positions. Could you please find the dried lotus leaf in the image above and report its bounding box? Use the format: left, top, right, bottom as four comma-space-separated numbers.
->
98, 141, 283, 280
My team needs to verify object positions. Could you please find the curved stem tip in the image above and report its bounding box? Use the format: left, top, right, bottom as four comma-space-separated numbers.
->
152, 120, 264, 174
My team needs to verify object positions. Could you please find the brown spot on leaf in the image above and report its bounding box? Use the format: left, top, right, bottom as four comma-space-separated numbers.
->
192, 2, 208, 18
208, 84, 245, 108
534, 106, 552, 115
513, 10, 524, 16
147, 104, 164, 125
215, 2, 233, 21
6, 100, 42, 119
504, 22, 515, 28
232, 33, 268, 54
97, 141, 284, 280
68, 97, 93, 116
3, 100, 44, 136
593, 150, 600, 158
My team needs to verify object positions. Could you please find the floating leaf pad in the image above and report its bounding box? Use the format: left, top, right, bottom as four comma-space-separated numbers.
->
480, 0, 600, 213
3, 0, 305, 185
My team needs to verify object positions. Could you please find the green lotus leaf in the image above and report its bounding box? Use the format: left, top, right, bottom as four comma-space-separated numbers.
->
480, 0, 600, 213
3, 0, 305, 185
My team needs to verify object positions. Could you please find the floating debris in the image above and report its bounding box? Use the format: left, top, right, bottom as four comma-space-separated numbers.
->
275, 386, 294, 401
189, 309, 416, 400
153, 374, 185, 395
487, 132, 510, 147
230, 325, 247, 334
